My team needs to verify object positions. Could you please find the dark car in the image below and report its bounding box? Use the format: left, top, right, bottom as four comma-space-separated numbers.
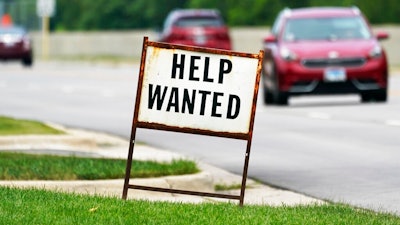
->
0, 25, 33, 67
159, 9, 232, 50
262, 7, 389, 105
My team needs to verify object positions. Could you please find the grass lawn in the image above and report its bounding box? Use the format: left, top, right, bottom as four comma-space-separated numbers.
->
1, 116, 399, 223
0, 116, 64, 135
0, 152, 199, 180
0, 186, 399, 225
0, 115, 199, 179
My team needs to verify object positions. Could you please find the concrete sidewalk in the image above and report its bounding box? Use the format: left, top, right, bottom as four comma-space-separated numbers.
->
0, 123, 324, 206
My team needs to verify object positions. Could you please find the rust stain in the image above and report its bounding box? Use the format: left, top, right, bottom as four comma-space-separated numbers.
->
137, 121, 249, 140
148, 40, 260, 59
146, 46, 161, 67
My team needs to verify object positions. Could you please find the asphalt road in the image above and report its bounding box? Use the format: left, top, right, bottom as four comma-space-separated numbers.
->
1, 61, 399, 215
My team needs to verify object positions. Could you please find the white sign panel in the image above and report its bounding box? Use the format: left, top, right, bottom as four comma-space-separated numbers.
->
138, 44, 261, 135
37, 0, 56, 17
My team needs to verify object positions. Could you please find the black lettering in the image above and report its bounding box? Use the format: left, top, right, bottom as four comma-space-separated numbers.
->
149, 85, 240, 119
211, 92, 223, 117
218, 59, 232, 84
189, 56, 200, 81
166, 87, 179, 112
203, 57, 213, 82
171, 54, 185, 79
227, 95, 240, 119
148, 84, 168, 110
182, 89, 196, 114
198, 90, 211, 116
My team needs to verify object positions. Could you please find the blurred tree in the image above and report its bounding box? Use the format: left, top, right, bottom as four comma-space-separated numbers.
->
358, 0, 400, 24
187, 0, 229, 21
54, 0, 83, 30
50, 0, 399, 31
53, 0, 188, 30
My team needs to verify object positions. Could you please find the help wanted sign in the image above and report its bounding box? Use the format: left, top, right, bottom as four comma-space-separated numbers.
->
136, 38, 263, 136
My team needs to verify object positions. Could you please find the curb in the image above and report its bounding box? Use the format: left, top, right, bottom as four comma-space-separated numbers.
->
0, 125, 324, 205
0, 126, 222, 200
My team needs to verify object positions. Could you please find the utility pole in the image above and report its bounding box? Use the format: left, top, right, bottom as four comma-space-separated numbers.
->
36, 0, 56, 60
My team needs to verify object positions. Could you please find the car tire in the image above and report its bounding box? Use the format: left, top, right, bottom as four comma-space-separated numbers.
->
374, 89, 388, 102
263, 84, 274, 105
261, 58, 276, 105
361, 92, 372, 102
22, 56, 33, 67
274, 91, 289, 105
361, 89, 387, 103
271, 68, 289, 105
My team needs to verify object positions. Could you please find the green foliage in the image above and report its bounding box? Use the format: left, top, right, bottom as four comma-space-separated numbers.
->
5, 0, 400, 31
0, 152, 199, 180
57, 0, 400, 31
0, 186, 399, 224
53, 0, 189, 30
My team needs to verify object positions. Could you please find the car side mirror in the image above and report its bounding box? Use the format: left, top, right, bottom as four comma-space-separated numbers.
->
263, 34, 277, 43
375, 31, 389, 41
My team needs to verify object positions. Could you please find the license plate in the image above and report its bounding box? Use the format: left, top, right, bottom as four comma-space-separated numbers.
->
194, 35, 206, 45
324, 68, 346, 82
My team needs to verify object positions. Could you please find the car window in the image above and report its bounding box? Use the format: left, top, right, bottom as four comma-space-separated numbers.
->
283, 16, 371, 41
0, 27, 25, 35
271, 17, 282, 36
174, 16, 223, 27
271, 10, 287, 36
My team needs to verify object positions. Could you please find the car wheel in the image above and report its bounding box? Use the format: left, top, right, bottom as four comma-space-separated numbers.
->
22, 56, 33, 67
373, 89, 388, 102
262, 58, 276, 105
263, 86, 274, 104
361, 92, 372, 102
274, 91, 289, 105
270, 66, 288, 105
361, 89, 387, 103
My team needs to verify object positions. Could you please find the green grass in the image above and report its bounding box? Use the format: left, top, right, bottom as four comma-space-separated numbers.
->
0, 152, 199, 180
1, 117, 399, 224
0, 187, 398, 225
215, 183, 245, 191
0, 116, 64, 135
0, 115, 199, 179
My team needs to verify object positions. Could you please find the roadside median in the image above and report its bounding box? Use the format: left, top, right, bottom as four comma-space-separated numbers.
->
0, 117, 323, 205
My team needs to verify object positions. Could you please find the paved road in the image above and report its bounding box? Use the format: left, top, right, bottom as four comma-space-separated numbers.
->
1, 61, 399, 215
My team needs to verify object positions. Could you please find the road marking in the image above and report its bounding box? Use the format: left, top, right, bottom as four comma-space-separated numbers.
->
308, 112, 331, 120
385, 120, 400, 127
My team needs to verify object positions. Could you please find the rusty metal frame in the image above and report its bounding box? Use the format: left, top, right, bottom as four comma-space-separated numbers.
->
122, 37, 264, 206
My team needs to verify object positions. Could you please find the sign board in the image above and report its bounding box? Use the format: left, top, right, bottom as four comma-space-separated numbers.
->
37, 0, 56, 17
138, 45, 259, 137
123, 37, 264, 206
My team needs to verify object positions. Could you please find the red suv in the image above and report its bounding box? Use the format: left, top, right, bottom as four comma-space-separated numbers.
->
159, 9, 232, 50
262, 7, 389, 105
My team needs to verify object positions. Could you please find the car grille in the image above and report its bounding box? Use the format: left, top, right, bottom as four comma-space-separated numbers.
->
302, 57, 366, 68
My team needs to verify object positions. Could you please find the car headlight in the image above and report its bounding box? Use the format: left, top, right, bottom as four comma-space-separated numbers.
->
369, 45, 382, 58
280, 47, 297, 61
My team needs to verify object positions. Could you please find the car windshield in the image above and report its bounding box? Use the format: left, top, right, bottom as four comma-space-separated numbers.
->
174, 16, 223, 27
0, 26, 25, 35
282, 16, 371, 41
